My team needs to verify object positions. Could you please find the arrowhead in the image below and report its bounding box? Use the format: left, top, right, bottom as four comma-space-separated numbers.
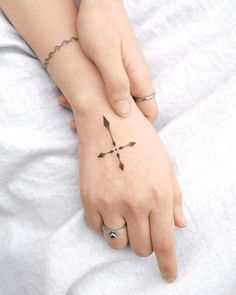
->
103, 116, 110, 128
98, 153, 104, 158
119, 162, 124, 170
118, 142, 136, 150
116, 153, 124, 170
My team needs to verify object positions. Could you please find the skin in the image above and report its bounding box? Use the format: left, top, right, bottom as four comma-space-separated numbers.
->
0, 0, 187, 283
73, 58, 187, 282
60, 0, 158, 124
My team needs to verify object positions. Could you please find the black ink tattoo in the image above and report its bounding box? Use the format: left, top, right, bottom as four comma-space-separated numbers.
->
44, 36, 78, 69
98, 116, 136, 171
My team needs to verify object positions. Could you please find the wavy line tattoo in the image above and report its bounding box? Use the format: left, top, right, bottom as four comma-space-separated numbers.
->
97, 116, 136, 171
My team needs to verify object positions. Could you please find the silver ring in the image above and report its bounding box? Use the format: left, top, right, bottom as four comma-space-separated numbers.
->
102, 223, 127, 239
133, 91, 156, 102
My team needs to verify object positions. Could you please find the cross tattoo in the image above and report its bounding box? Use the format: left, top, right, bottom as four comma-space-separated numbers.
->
97, 116, 136, 171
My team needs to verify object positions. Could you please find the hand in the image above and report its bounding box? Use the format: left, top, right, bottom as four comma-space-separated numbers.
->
57, 38, 187, 283
76, 0, 158, 122
75, 100, 186, 283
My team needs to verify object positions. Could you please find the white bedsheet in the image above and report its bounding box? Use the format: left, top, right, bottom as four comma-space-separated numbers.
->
0, 0, 236, 294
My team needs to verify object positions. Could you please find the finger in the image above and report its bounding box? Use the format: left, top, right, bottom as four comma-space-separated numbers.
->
122, 36, 159, 123
84, 209, 103, 233
70, 119, 77, 132
172, 175, 187, 228
150, 206, 178, 283
58, 95, 72, 111
135, 98, 159, 123
126, 213, 152, 257
91, 45, 133, 118
101, 213, 128, 250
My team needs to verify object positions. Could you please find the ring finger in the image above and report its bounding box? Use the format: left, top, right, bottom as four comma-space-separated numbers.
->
101, 213, 128, 250
126, 212, 153, 257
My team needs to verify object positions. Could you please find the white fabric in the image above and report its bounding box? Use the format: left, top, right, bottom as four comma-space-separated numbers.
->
0, 0, 236, 294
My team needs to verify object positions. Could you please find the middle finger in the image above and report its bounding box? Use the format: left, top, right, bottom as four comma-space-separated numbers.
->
126, 212, 153, 257
150, 206, 178, 283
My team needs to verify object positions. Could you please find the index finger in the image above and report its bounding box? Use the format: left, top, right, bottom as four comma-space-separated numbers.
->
122, 35, 159, 123
150, 207, 178, 283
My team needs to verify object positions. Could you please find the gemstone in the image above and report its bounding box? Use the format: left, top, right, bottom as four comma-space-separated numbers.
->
109, 232, 117, 239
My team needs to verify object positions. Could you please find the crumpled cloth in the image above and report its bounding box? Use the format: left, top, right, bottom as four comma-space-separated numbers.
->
0, 0, 236, 294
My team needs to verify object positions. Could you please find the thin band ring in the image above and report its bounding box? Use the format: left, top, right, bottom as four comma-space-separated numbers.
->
102, 223, 127, 239
133, 91, 156, 102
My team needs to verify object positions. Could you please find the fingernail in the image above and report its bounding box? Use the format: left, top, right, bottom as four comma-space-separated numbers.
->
115, 99, 130, 116
163, 275, 176, 283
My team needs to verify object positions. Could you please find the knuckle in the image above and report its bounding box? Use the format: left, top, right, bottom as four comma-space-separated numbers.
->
151, 186, 162, 198
100, 195, 116, 210
125, 198, 147, 215
134, 247, 153, 257
152, 188, 172, 209
154, 240, 172, 253
107, 78, 130, 94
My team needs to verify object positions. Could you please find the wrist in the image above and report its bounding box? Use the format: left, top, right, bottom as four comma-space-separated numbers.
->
66, 79, 110, 119
74, 97, 142, 145
46, 41, 107, 116
71, 94, 108, 120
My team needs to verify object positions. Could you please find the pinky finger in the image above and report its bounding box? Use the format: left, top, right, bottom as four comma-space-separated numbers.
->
172, 175, 187, 228
84, 210, 103, 233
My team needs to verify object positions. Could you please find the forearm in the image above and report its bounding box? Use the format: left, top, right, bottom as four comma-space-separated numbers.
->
0, 0, 90, 110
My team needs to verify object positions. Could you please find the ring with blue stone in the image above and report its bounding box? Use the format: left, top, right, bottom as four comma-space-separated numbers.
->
102, 223, 127, 239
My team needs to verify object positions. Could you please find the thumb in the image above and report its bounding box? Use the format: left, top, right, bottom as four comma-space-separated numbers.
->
92, 49, 133, 117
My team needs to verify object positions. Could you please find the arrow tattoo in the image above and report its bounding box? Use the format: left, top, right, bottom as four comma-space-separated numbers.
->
97, 116, 136, 171
103, 116, 116, 147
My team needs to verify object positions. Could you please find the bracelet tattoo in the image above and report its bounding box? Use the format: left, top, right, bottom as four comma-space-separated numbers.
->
97, 116, 136, 171
44, 36, 78, 69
